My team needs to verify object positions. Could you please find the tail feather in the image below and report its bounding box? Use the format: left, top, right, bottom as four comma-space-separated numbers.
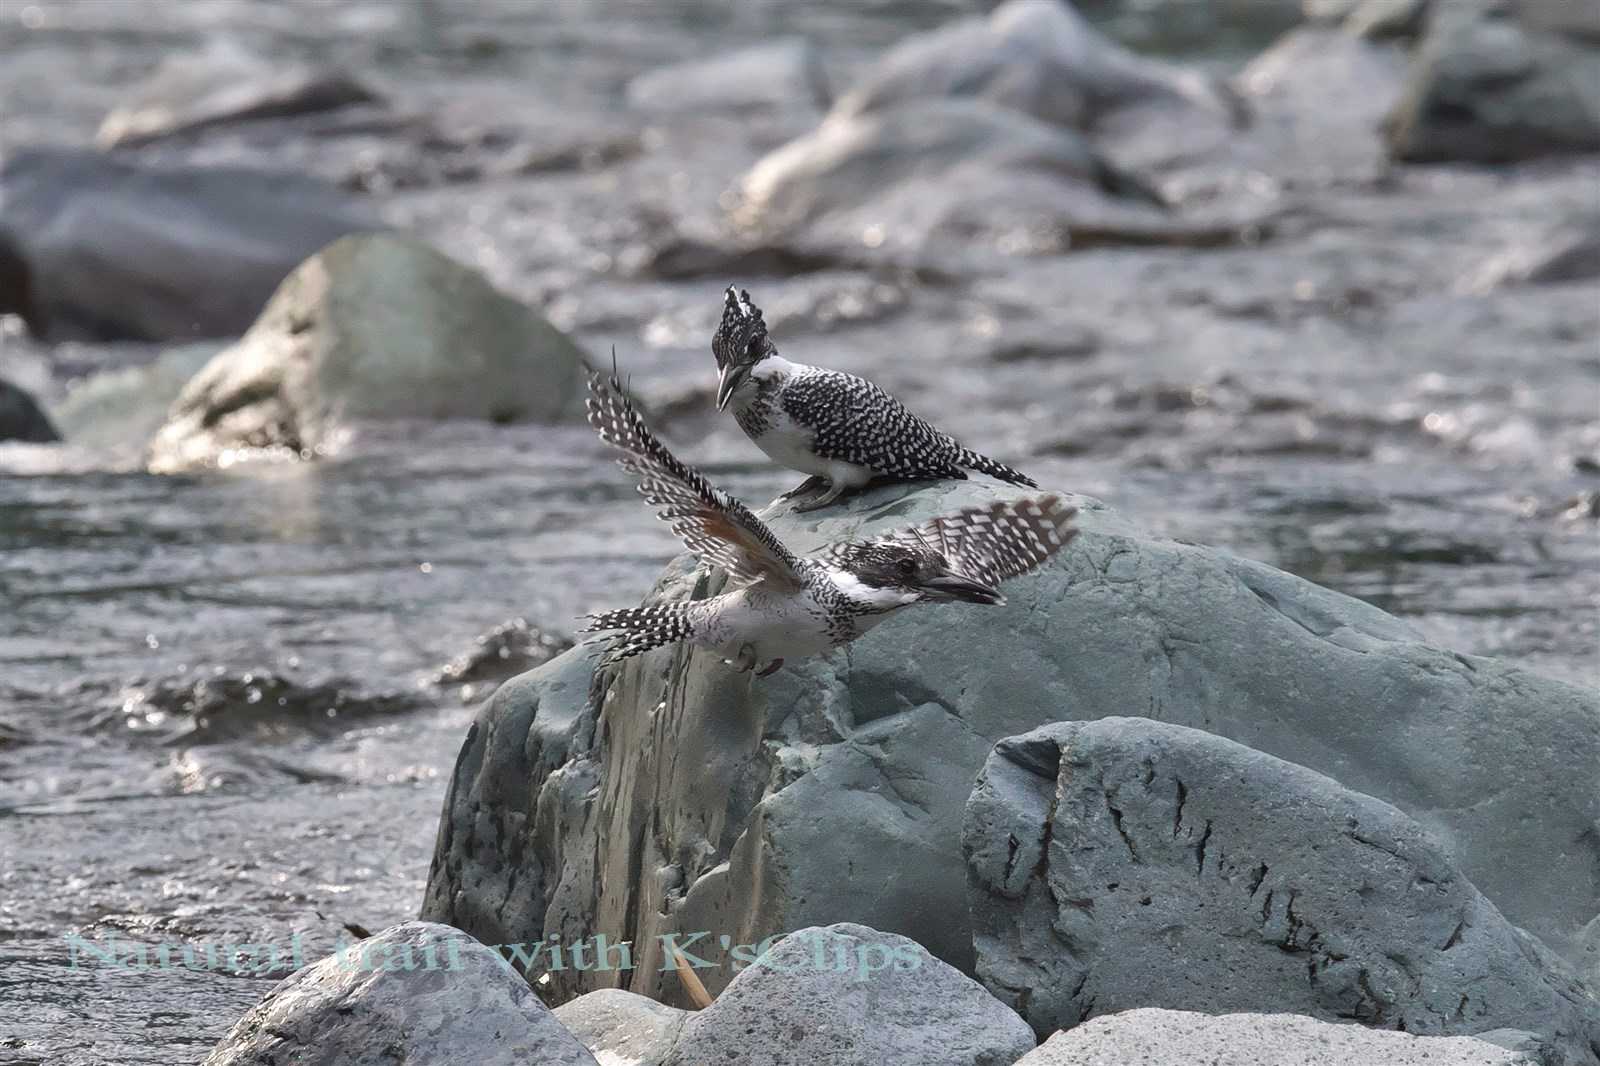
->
956, 448, 1037, 488
582, 602, 695, 665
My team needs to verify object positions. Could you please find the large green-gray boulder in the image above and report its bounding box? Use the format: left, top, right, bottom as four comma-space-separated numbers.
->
147, 234, 589, 471
419, 479, 1599, 1005
965, 718, 1599, 1061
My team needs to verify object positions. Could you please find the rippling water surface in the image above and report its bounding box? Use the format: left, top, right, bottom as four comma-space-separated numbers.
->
1, 1, 1596, 1062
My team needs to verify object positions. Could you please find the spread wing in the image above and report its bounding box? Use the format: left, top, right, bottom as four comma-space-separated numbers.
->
846, 493, 1079, 588
587, 371, 804, 588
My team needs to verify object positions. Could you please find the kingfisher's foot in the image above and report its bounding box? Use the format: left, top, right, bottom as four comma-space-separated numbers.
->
725, 642, 758, 673
779, 475, 826, 502
792, 481, 851, 513
755, 658, 784, 677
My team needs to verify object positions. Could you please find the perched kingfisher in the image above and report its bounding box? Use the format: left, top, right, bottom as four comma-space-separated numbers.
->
583, 367, 1077, 676
711, 286, 1038, 511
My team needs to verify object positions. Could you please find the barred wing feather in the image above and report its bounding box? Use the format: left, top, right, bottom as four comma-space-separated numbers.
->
586, 371, 804, 588
855, 493, 1078, 589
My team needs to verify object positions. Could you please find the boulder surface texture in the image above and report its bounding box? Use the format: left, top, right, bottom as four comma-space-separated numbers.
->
964, 717, 1600, 1063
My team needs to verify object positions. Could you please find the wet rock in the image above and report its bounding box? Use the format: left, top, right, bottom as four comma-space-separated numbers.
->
624, 229, 882, 282
1013, 1009, 1539, 1065
112, 668, 421, 746
1343, 0, 1431, 41
1302, 0, 1363, 22
1233, 26, 1409, 182
831, 0, 1234, 131
503, 131, 642, 176
983, 323, 1101, 363
735, 99, 1164, 247
657, 924, 1035, 1066
626, 38, 829, 114
203, 921, 598, 1066
419, 479, 1600, 1007
0, 224, 44, 337
1085, 0, 1306, 52
146, 234, 591, 472
1386, 0, 1600, 162
0, 379, 60, 443
964, 718, 1600, 1061
97, 43, 381, 148
553, 989, 687, 1066
1463, 220, 1600, 292
434, 618, 572, 702
0, 149, 381, 343
723, 3, 1238, 258
1519, 0, 1600, 42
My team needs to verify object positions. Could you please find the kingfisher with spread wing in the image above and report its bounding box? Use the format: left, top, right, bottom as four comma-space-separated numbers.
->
583, 368, 1077, 676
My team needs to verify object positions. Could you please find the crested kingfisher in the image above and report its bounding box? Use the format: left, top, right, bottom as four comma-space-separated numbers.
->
711, 286, 1037, 511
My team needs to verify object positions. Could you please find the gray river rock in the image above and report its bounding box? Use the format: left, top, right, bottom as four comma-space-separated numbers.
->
626, 38, 830, 115
420, 478, 1600, 1007
831, 0, 1236, 131
658, 923, 1036, 1066
734, 99, 1165, 251
553, 988, 688, 1066
0, 148, 381, 343
964, 718, 1600, 1063
146, 233, 592, 472
0, 223, 44, 336
97, 41, 381, 149
1012, 1009, 1540, 1066
0, 378, 60, 443
1341, 0, 1431, 41
1386, 0, 1600, 162
202, 921, 599, 1066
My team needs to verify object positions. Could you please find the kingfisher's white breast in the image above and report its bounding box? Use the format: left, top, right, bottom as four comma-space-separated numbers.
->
691, 580, 839, 662
737, 361, 874, 489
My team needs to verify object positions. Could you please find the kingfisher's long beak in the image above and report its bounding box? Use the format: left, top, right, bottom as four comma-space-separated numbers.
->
920, 574, 1004, 606
716, 364, 750, 412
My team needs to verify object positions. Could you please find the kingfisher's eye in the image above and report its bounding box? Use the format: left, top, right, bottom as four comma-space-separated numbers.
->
896, 557, 918, 578
746, 337, 762, 356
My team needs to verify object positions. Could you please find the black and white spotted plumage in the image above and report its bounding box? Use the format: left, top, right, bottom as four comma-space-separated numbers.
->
712, 286, 1036, 510
583, 367, 1077, 673
780, 370, 1036, 485
583, 602, 695, 665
